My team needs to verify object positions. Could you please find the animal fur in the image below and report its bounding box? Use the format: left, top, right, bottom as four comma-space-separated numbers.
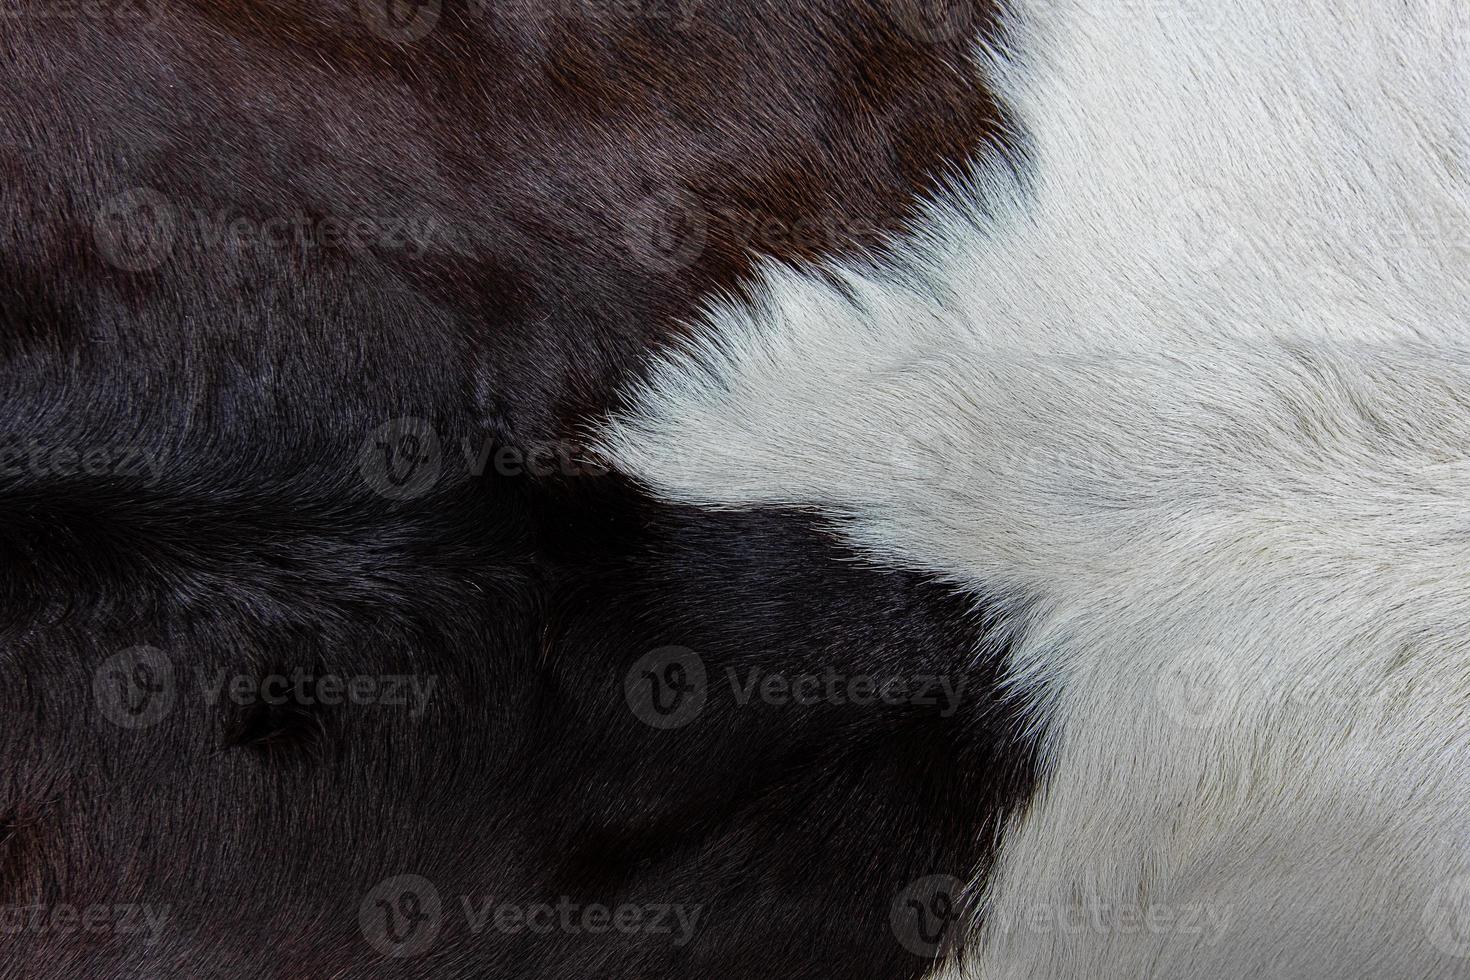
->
0, 1, 1025, 977
602, 1, 1470, 976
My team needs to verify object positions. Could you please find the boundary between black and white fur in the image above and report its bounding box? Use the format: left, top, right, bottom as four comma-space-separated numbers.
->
602, 2, 1470, 976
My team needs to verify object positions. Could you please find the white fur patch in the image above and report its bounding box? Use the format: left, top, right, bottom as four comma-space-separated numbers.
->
601, 1, 1470, 977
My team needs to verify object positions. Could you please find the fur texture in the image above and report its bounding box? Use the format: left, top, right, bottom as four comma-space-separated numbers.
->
602, 1, 1470, 976
0, 2, 1028, 977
